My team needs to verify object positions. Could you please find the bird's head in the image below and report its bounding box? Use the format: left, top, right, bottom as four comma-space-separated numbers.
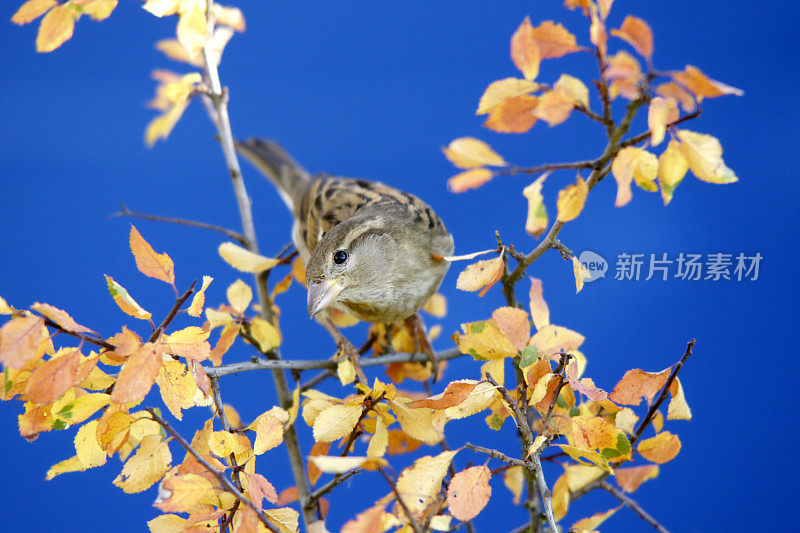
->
305, 216, 398, 317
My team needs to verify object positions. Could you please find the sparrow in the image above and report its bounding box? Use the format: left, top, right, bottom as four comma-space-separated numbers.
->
235, 138, 454, 381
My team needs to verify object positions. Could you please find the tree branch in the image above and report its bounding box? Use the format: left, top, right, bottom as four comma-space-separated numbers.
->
493, 161, 594, 178
619, 108, 702, 150
600, 480, 670, 533
307, 468, 362, 507
145, 408, 278, 533
379, 467, 423, 533
110, 204, 247, 246
148, 282, 196, 343
205, 346, 465, 378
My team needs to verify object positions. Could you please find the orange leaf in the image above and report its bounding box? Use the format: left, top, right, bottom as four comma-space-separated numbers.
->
638, 431, 681, 464
341, 503, 385, 533
476, 77, 540, 115
129, 226, 175, 284
456, 257, 504, 297
209, 322, 238, 366
0, 315, 46, 369
608, 367, 670, 405
409, 380, 479, 410
111, 342, 163, 404
35, 4, 75, 53
484, 94, 538, 133
31, 302, 94, 334
447, 169, 493, 193
647, 97, 679, 147
670, 65, 743, 98
565, 359, 608, 402
530, 20, 584, 59
611, 15, 653, 58
243, 472, 278, 509
442, 137, 506, 169
11, 0, 56, 25
528, 324, 584, 359
533, 88, 575, 126
447, 465, 492, 521
510, 17, 541, 80
492, 307, 530, 351
308, 442, 331, 486
656, 82, 696, 112
528, 278, 550, 330
614, 464, 659, 492
25, 348, 81, 404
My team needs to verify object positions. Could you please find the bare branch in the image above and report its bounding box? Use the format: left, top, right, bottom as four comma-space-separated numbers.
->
600, 480, 670, 533
145, 408, 279, 533
110, 204, 247, 246
464, 443, 531, 469
493, 161, 595, 178
148, 282, 196, 343
379, 467, 423, 533
307, 468, 362, 507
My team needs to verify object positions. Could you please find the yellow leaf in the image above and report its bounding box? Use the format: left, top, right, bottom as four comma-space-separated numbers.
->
522, 173, 548, 237
312, 403, 362, 442
656, 81, 696, 113
615, 464, 659, 493
80, 0, 117, 21
442, 137, 506, 169
154, 473, 214, 513
249, 317, 282, 353
263, 507, 300, 533
105, 275, 152, 320
218, 241, 280, 273
113, 434, 172, 493
676, 129, 738, 184
0, 295, 13, 314
308, 455, 385, 474
422, 293, 447, 318
551, 471, 570, 521
337, 359, 356, 386
647, 96, 679, 147
476, 77, 540, 115
54, 392, 110, 424
226, 279, 253, 315
447, 466, 492, 521
555, 74, 589, 108
614, 407, 638, 434
111, 342, 162, 405
609, 367, 670, 406
75, 419, 107, 468
455, 257, 504, 297
11, 0, 56, 25
35, 4, 75, 53
611, 147, 658, 207
187, 275, 213, 317
367, 416, 389, 458
208, 430, 252, 463
444, 381, 496, 420
657, 140, 688, 205
611, 15, 653, 58
31, 302, 94, 334
25, 347, 81, 404
396, 450, 458, 516
604, 51, 643, 100
410, 380, 479, 410
556, 176, 588, 222
530, 20, 584, 59
175, 0, 207, 57
638, 431, 681, 464
528, 324, 584, 359
528, 278, 550, 330
211, 3, 245, 31
667, 377, 692, 420
45, 455, 85, 480
589, 3, 607, 56
511, 17, 541, 81
157, 360, 211, 420
250, 412, 284, 454
571, 506, 621, 532
447, 168, 494, 193
555, 444, 611, 472
572, 256, 591, 293
0, 315, 46, 369
670, 65, 743, 98
389, 400, 444, 445
142, 0, 180, 17
503, 465, 524, 504
492, 307, 530, 352
147, 514, 187, 533
453, 319, 518, 360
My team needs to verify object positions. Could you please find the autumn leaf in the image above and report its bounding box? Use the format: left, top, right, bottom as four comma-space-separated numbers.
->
25, 347, 81, 404
248, 317, 282, 353
528, 278, 550, 330
11, 0, 57, 25
312, 403, 362, 442
154, 473, 214, 513
443, 381, 496, 420
571, 506, 621, 532
45, 455, 86, 480
638, 431, 681, 464
156, 360, 212, 420
388, 400, 444, 444
105, 275, 152, 320
218, 241, 280, 273
250, 412, 284, 454
528, 324, 584, 360
571, 256, 591, 293
209, 322, 238, 366
164, 326, 211, 362
0, 315, 46, 369
145, 71, 202, 147
604, 50, 643, 100
511, 17, 541, 81
453, 319, 518, 360
409, 380, 479, 410
614, 407, 639, 435
226, 279, 253, 315
647, 96, 679, 147
341, 503, 385, 533
308, 455, 385, 474
565, 359, 608, 402
483, 94, 538, 133
522, 173, 548, 237
611, 15, 653, 58
503, 465, 524, 504
129, 226, 175, 284
556, 176, 588, 222
588, 3, 607, 56
443, 137, 506, 169
667, 377, 692, 420
456, 256, 504, 297
447, 168, 494, 193
187, 275, 213, 317
35, 4, 75, 53
111, 342, 163, 404
675, 129, 738, 184
608, 367, 670, 405
492, 307, 530, 351
447, 466, 492, 521
611, 146, 658, 207
555, 444, 611, 472
31, 302, 94, 335
396, 450, 458, 516
656, 81, 696, 112
113, 433, 172, 493
615, 464, 659, 492
657, 140, 689, 205
670, 65, 743, 98
75, 419, 107, 468
531, 20, 584, 59
476, 77, 540, 115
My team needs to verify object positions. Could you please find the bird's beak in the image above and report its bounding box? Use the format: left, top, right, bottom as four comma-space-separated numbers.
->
307, 278, 344, 317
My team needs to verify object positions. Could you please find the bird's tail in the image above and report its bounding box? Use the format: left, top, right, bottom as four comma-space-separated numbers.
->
234, 138, 311, 212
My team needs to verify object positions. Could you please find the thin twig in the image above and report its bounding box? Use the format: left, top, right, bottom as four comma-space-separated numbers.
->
206, 346, 464, 378
619, 108, 702, 149
600, 480, 670, 533
379, 467, 423, 533
33, 315, 115, 351
341, 393, 386, 457
148, 282, 196, 343
110, 204, 247, 246
145, 408, 278, 533
494, 161, 594, 178
307, 468, 362, 506
484, 373, 534, 449
464, 443, 532, 469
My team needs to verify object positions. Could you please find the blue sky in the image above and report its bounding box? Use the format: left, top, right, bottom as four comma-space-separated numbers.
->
1, 1, 797, 531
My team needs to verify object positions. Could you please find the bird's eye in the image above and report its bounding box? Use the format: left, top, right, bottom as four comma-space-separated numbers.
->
333, 250, 348, 264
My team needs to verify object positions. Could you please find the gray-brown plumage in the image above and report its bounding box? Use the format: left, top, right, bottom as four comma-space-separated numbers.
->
235, 138, 453, 378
